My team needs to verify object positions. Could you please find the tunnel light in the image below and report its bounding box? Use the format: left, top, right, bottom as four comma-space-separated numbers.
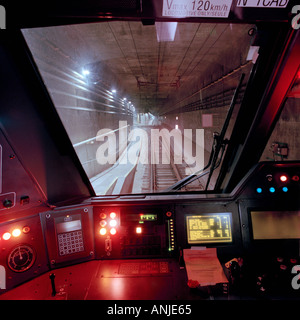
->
156, 22, 178, 42
12, 228, 21, 237
82, 69, 90, 76
2, 232, 11, 240
111, 89, 117, 93
175, 125, 178, 130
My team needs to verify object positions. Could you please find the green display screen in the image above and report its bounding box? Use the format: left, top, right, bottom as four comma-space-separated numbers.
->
186, 213, 232, 244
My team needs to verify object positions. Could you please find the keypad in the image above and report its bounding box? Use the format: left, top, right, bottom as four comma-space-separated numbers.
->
58, 231, 84, 256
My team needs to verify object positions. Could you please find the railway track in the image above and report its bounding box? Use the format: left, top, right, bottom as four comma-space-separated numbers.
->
140, 127, 204, 193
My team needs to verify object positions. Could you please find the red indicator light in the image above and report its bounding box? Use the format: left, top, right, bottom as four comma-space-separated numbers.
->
22, 226, 30, 234
110, 212, 117, 219
280, 175, 288, 182
99, 228, 107, 236
136, 227, 142, 234
100, 213, 107, 219
292, 175, 299, 182
110, 228, 117, 235
12, 228, 21, 237
2, 232, 11, 240
100, 220, 107, 227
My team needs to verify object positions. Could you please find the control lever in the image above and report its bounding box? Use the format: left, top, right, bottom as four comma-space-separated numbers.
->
49, 273, 56, 296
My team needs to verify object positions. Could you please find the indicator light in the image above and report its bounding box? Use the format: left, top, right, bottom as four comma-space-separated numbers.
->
110, 212, 117, 219
110, 228, 117, 235
280, 175, 288, 182
2, 232, 11, 240
269, 187, 275, 193
136, 227, 142, 234
12, 228, 21, 237
266, 174, 273, 182
22, 226, 30, 234
292, 175, 299, 182
282, 187, 288, 192
109, 219, 117, 227
99, 220, 107, 227
100, 213, 106, 219
99, 228, 107, 236
256, 187, 263, 194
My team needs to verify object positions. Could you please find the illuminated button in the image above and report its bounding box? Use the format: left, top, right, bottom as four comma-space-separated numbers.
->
110, 212, 117, 219
99, 228, 107, 236
2, 232, 11, 240
136, 227, 142, 234
99, 220, 107, 227
12, 228, 21, 237
280, 175, 288, 182
256, 187, 263, 194
110, 228, 117, 235
282, 187, 288, 192
109, 220, 117, 227
269, 187, 275, 193
99, 213, 107, 219
22, 226, 30, 234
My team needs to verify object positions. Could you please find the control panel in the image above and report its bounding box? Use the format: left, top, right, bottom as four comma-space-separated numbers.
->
94, 205, 175, 259
0, 215, 48, 292
40, 207, 94, 268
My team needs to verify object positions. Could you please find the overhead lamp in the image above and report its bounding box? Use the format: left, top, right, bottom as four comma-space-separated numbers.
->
82, 69, 90, 76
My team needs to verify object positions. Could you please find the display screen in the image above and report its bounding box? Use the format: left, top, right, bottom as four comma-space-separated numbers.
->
123, 213, 157, 223
186, 213, 232, 244
140, 214, 157, 221
251, 210, 300, 240
56, 219, 82, 234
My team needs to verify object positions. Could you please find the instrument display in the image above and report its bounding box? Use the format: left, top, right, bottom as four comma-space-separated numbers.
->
7, 244, 36, 273
186, 213, 232, 244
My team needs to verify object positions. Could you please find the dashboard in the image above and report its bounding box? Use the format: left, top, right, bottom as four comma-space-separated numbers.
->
0, 161, 299, 299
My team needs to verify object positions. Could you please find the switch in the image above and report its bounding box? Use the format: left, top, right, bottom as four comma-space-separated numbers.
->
3, 199, 13, 208
20, 196, 30, 205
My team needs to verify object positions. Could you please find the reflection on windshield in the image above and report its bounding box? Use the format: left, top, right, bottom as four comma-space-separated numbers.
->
22, 21, 254, 195
260, 95, 300, 162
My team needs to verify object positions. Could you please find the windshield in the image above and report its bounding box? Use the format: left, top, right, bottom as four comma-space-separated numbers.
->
22, 21, 254, 195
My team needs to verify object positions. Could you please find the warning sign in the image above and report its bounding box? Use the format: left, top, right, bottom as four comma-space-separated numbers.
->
162, 0, 233, 18
236, 0, 289, 8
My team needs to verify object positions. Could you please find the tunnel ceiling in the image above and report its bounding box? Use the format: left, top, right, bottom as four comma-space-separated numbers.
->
23, 21, 253, 115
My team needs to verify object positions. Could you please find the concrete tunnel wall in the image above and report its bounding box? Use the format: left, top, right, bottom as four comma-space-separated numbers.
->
22, 28, 133, 179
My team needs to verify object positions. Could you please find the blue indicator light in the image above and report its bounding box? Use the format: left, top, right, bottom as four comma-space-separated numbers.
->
269, 187, 275, 193
256, 188, 263, 194
282, 187, 288, 192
